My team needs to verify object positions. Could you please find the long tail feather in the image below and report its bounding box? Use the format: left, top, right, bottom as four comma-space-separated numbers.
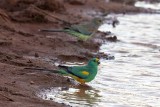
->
24, 67, 67, 74
58, 65, 72, 74
39, 29, 65, 32
58, 65, 69, 70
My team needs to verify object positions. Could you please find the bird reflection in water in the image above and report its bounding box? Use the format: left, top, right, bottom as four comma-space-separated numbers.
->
61, 84, 102, 106
38, 84, 102, 106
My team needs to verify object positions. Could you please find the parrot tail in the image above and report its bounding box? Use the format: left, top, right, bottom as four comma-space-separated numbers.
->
24, 67, 68, 74
39, 29, 66, 32
58, 65, 73, 74
58, 65, 69, 70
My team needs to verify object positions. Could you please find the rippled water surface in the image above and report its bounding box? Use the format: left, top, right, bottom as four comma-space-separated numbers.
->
135, 1, 160, 10
38, 8, 160, 107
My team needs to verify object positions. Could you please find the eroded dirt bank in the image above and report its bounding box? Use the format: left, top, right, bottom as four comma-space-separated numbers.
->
0, 0, 154, 107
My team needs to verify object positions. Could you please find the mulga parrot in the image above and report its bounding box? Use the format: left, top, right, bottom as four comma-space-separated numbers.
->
55, 58, 100, 84
39, 18, 103, 41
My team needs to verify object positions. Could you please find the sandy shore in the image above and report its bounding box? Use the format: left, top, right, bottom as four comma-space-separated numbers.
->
0, 0, 154, 107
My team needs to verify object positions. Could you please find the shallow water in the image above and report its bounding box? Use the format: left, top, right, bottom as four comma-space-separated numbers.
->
38, 6, 160, 107
135, 1, 160, 10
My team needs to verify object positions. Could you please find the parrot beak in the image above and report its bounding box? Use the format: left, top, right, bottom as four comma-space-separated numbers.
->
98, 61, 100, 65
96, 58, 100, 65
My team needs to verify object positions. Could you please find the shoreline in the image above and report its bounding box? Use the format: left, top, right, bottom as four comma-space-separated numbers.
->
0, 0, 156, 107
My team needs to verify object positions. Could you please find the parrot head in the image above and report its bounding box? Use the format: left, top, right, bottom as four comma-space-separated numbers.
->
88, 58, 100, 66
92, 18, 104, 26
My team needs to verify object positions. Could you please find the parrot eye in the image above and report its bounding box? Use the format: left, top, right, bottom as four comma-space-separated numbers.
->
98, 19, 103, 23
97, 19, 101, 23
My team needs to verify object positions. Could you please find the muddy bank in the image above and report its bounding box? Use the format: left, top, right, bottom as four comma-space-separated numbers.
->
0, 0, 155, 107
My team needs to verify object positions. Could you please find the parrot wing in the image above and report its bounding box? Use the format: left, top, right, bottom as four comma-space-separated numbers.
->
64, 29, 90, 41
70, 25, 92, 35
58, 65, 90, 79
69, 66, 90, 79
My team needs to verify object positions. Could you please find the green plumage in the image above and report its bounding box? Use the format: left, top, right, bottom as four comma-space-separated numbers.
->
56, 58, 100, 84
40, 18, 103, 41
63, 29, 90, 41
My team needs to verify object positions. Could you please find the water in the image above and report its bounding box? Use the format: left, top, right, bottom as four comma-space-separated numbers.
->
38, 5, 160, 107
135, 1, 160, 10
96, 14, 160, 107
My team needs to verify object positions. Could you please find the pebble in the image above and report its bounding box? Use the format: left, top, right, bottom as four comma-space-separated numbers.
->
30, 81, 34, 84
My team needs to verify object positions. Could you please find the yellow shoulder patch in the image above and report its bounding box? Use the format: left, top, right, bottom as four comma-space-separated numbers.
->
82, 71, 89, 75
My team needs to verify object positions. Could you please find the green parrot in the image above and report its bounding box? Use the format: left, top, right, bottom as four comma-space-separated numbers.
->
39, 18, 103, 41
56, 58, 100, 84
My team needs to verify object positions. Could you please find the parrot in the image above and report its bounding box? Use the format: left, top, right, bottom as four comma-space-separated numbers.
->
55, 58, 100, 84
39, 18, 104, 41
24, 58, 100, 84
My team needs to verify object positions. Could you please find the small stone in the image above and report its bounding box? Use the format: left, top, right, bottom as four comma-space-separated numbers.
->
105, 36, 117, 42
40, 42, 44, 45
67, 78, 71, 82
61, 87, 69, 91
50, 98, 53, 100
34, 53, 39, 57
27, 60, 32, 63
12, 81, 16, 84
30, 81, 34, 84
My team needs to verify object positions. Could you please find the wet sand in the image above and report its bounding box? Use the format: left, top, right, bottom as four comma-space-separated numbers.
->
0, 0, 154, 107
